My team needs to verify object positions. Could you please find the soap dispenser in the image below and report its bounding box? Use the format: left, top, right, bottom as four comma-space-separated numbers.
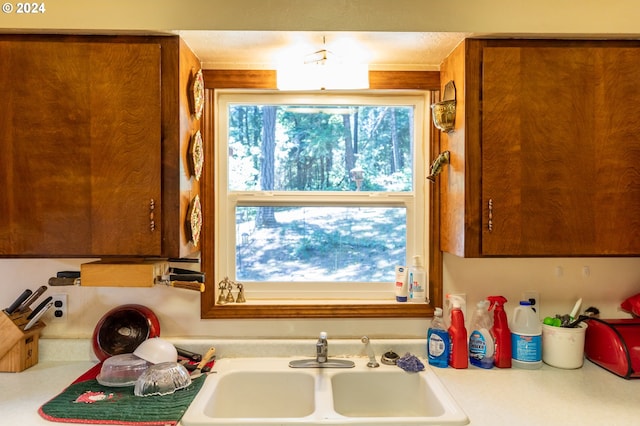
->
408, 255, 427, 303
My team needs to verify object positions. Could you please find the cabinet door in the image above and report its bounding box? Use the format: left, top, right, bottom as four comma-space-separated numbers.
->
0, 40, 162, 256
482, 45, 640, 255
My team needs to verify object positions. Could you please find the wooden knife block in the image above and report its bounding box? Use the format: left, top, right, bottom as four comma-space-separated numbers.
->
80, 259, 169, 287
0, 309, 45, 372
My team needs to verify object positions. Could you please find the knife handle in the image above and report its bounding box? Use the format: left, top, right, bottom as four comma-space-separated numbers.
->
56, 270, 80, 279
197, 347, 216, 370
23, 301, 53, 331
48, 277, 80, 286
17, 285, 48, 312
169, 281, 205, 292
5, 289, 32, 314
27, 296, 53, 320
176, 346, 202, 362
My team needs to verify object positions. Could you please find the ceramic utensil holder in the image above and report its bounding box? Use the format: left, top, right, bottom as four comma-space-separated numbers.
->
542, 322, 587, 369
0, 309, 45, 372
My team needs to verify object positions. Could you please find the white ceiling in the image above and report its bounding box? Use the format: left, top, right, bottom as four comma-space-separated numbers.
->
176, 31, 471, 71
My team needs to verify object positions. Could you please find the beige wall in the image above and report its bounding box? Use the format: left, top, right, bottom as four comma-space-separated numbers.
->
2, 1, 640, 339
1, 0, 640, 34
2, 256, 639, 340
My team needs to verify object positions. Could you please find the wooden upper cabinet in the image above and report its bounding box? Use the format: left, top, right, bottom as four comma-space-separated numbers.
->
439, 39, 640, 257
0, 35, 201, 258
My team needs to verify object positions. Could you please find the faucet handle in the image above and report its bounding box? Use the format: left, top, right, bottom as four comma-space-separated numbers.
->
316, 332, 328, 363
361, 335, 380, 368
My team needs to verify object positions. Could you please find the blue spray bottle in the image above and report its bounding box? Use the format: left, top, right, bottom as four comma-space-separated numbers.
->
427, 307, 450, 367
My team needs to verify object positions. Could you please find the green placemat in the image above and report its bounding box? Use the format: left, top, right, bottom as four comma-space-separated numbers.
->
39, 376, 205, 425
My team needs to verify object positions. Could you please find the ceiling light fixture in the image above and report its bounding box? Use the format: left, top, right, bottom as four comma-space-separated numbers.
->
277, 40, 369, 91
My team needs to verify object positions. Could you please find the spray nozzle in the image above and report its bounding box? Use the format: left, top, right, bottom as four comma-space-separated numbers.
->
487, 295, 508, 310
447, 294, 465, 309
476, 300, 490, 310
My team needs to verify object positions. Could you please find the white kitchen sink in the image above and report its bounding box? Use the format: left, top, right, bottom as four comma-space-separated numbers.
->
204, 370, 316, 418
181, 357, 469, 426
331, 370, 447, 418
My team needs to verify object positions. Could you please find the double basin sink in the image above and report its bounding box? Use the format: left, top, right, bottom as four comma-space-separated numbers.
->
181, 357, 468, 426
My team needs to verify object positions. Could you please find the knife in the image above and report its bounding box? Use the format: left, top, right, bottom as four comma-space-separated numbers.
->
56, 271, 80, 279
5, 289, 33, 315
23, 300, 53, 331
48, 277, 81, 286
16, 285, 48, 313
155, 273, 205, 292
176, 346, 203, 362
169, 267, 204, 276
190, 347, 216, 379
26, 296, 53, 320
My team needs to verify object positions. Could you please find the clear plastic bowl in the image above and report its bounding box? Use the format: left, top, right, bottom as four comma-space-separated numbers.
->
133, 337, 178, 364
96, 353, 152, 387
134, 361, 192, 397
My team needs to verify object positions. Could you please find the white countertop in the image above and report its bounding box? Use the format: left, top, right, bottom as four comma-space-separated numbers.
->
2, 339, 639, 426
435, 361, 640, 426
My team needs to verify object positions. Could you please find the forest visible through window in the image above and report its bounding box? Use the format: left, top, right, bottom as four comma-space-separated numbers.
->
221, 100, 421, 285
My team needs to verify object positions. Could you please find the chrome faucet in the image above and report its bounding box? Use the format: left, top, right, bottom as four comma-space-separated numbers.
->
361, 336, 380, 368
316, 331, 328, 363
289, 332, 354, 368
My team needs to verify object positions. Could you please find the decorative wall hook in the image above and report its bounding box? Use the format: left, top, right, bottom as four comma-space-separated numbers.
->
427, 150, 450, 182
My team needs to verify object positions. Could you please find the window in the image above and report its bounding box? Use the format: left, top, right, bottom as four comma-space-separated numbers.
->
214, 91, 428, 303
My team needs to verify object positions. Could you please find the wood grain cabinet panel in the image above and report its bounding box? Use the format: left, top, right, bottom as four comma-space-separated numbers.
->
439, 39, 640, 257
0, 35, 201, 258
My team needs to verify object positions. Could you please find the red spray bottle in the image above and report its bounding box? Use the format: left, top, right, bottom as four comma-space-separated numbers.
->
487, 296, 511, 368
447, 294, 468, 369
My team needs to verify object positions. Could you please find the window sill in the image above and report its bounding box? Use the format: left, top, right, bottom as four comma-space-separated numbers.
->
202, 300, 433, 319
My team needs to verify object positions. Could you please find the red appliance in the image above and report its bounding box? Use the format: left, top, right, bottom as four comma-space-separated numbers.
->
584, 318, 640, 379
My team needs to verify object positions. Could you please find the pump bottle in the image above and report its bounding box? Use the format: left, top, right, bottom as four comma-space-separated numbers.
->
447, 294, 468, 369
487, 296, 511, 368
408, 255, 427, 303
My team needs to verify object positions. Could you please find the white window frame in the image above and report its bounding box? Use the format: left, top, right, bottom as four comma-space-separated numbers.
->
214, 90, 429, 302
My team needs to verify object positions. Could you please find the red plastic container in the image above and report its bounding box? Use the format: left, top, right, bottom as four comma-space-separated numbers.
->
584, 318, 640, 379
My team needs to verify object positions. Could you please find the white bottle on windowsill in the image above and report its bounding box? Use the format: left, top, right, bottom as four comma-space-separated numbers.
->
395, 265, 408, 302
408, 255, 427, 303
